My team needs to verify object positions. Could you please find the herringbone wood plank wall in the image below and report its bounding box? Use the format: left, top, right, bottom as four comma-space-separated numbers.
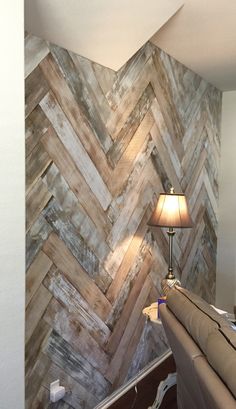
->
25, 33, 222, 409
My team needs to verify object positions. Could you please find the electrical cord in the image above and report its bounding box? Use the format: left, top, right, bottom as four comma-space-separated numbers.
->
130, 384, 138, 409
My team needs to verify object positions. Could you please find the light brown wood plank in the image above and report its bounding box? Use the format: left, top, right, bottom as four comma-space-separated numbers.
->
25, 66, 49, 117
25, 352, 51, 409
43, 267, 111, 345
26, 250, 53, 307
25, 318, 51, 378
106, 252, 152, 356
25, 284, 52, 343
26, 178, 52, 231
105, 275, 152, 383
25, 105, 51, 157
43, 233, 111, 321
26, 139, 52, 194
106, 205, 152, 304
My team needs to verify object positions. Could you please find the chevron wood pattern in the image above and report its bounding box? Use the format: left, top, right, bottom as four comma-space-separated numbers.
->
25, 33, 222, 409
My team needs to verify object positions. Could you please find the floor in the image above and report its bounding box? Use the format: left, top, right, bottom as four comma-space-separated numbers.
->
109, 354, 177, 409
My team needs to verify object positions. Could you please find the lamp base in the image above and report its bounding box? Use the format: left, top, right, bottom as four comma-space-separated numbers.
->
161, 276, 181, 295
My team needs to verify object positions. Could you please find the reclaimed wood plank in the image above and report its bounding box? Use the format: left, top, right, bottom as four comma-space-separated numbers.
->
105, 275, 152, 383
26, 178, 52, 232
26, 215, 52, 270
25, 105, 51, 157
43, 265, 111, 344
39, 53, 113, 180
92, 59, 117, 101
106, 206, 152, 304
26, 138, 52, 194
42, 163, 111, 265
40, 91, 112, 210
26, 250, 53, 307
42, 363, 97, 409
106, 251, 152, 356
106, 43, 153, 109
111, 111, 154, 196
31, 386, 76, 409
25, 352, 51, 409
50, 45, 113, 151
106, 172, 154, 252
25, 318, 51, 378
151, 50, 184, 156
150, 120, 181, 192
41, 126, 110, 235
151, 99, 182, 180
25, 66, 49, 117
69, 51, 112, 127
105, 237, 152, 330
112, 313, 146, 389
25, 33, 49, 78
106, 58, 152, 138
107, 84, 155, 167
43, 298, 109, 375
45, 330, 111, 401
45, 209, 109, 290
25, 284, 52, 343
43, 233, 111, 321
43, 198, 99, 278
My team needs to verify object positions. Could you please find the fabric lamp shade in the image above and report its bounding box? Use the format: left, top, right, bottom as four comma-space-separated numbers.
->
148, 193, 193, 228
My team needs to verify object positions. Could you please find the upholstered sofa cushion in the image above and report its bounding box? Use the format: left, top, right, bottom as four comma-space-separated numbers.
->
167, 286, 231, 354
206, 329, 236, 399
220, 325, 236, 348
161, 286, 236, 408
193, 355, 236, 409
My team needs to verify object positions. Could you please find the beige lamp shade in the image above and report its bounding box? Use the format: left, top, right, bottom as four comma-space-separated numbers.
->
148, 193, 193, 228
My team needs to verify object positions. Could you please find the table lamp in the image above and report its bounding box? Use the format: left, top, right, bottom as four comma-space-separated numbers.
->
148, 187, 193, 294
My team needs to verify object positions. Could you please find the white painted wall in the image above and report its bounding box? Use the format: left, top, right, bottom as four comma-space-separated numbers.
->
25, 0, 183, 71
216, 91, 236, 313
0, 2, 25, 408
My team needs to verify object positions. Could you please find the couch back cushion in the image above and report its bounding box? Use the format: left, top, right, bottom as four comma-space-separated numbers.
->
207, 329, 236, 399
167, 286, 230, 354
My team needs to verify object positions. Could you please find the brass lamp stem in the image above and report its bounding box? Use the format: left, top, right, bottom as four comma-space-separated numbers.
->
167, 227, 175, 279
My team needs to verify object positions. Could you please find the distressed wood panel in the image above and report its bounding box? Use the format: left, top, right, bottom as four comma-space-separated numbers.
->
25, 35, 221, 409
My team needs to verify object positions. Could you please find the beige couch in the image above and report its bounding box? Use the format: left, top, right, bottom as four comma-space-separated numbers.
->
159, 286, 236, 409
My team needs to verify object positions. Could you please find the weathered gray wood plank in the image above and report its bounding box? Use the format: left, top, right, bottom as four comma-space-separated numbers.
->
43, 298, 109, 375
26, 215, 53, 270
45, 330, 111, 401
40, 92, 112, 210
25, 33, 49, 78
43, 198, 99, 277
43, 266, 111, 344
50, 45, 113, 152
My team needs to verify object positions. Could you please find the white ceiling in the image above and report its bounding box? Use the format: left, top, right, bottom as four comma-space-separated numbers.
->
25, 0, 236, 91
25, 0, 183, 71
151, 0, 236, 91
